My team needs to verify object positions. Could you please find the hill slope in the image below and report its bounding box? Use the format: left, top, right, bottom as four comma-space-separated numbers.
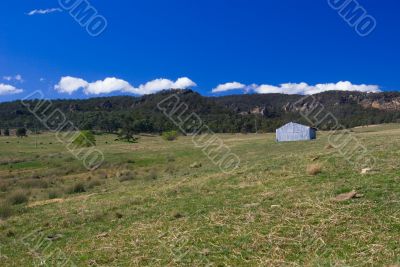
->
0, 126, 399, 265
2, 90, 400, 133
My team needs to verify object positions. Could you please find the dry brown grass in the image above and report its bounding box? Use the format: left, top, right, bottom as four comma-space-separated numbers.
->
2, 129, 400, 265
7, 190, 29, 205
0, 180, 10, 192
306, 163, 322, 175
325, 144, 334, 149
87, 179, 103, 189
0, 201, 13, 219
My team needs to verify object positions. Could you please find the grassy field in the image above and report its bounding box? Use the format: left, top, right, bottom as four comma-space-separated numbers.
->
0, 125, 400, 266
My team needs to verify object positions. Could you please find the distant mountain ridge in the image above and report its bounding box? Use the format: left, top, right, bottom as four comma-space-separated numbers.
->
1, 90, 400, 133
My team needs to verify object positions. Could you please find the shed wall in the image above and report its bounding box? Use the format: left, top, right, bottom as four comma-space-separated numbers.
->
276, 123, 315, 142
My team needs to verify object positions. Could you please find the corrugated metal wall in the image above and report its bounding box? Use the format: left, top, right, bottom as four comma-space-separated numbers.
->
276, 122, 316, 142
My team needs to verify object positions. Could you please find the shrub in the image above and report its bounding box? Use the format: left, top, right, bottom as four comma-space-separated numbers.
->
0, 201, 13, 219
31, 173, 42, 179
147, 170, 158, 180
20, 179, 48, 189
48, 190, 61, 199
66, 182, 86, 194
72, 131, 96, 147
16, 128, 27, 138
118, 171, 135, 182
307, 164, 322, 176
0, 180, 10, 192
162, 131, 178, 141
64, 167, 75, 175
7, 190, 29, 205
166, 155, 176, 162
87, 179, 103, 189
97, 171, 108, 179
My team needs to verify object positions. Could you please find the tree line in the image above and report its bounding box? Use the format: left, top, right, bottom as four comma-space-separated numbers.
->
2, 90, 400, 135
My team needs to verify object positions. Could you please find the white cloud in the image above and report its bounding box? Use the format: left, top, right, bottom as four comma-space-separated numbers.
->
27, 8, 62, 16
54, 76, 89, 94
3, 74, 23, 83
15, 74, 23, 82
253, 81, 380, 95
212, 82, 246, 93
85, 78, 134, 95
212, 81, 380, 95
54, 76, 196, 95
174, 77, 197, 89
134, 77, 197, 95
0, 84, 23, 96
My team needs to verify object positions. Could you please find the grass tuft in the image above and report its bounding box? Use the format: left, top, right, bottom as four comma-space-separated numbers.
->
0, 201, 13, 219
7, 190, 29, 205
66, 182, 86, 194
118, 171, 136, 182
87, 179, 103, 189
48, 190, 61, 199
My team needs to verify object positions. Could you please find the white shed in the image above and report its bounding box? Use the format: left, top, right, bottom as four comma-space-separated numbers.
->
276, 122, 316, 142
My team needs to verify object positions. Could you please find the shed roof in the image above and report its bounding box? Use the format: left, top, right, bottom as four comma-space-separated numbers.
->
277, 122, 311, 130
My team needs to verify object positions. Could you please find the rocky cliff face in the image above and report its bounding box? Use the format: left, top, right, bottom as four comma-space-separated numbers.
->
359, 97, 400, 111
219, 91, 400, 129
238, 92, 400, 114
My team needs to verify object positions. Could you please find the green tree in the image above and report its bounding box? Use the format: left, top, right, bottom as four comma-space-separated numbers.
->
132, 119, 154, 133
99, 116, 119, 133
118, 126, 138, 143
4, 128, 10, 136
16, 128, 27, 138
118, 117, 139, 143
72, 131, 96, 147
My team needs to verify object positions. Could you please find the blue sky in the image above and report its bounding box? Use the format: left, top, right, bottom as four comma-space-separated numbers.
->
0, 0, 399, 102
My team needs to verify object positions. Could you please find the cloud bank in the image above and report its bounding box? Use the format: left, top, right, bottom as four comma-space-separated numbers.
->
27, 8, 62, 16
54, 77, 197, 95
0, 84, 23, 96
212, 81, 380, 95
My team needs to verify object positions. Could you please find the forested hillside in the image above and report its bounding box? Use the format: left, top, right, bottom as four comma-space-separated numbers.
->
1, 90, 400, 134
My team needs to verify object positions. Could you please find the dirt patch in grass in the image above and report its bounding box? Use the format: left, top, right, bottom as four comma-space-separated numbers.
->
325, 144, 334, 150
28, 193, 98, 208
307, 163, 322, 176
28, 198, 65, 208
332, 191, 363, 202
306, 164, 322, 175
